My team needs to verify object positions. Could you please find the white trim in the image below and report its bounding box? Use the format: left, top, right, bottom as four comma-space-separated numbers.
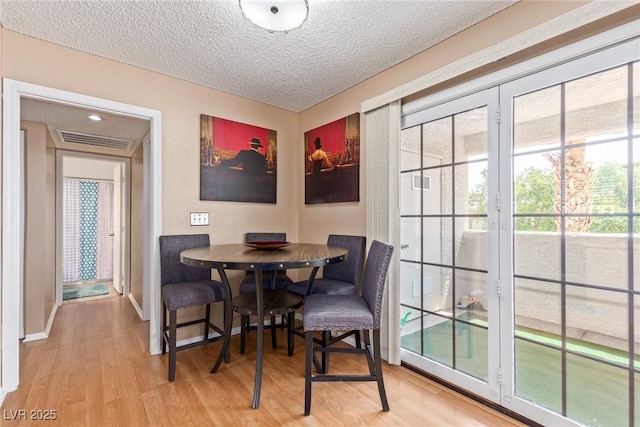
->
1, 79, 163, 393
401, 19, 640, 122
20, 295, 58, 343
128, 293, 144, 319
22, 333, 48, 343
361, 1, 638, 114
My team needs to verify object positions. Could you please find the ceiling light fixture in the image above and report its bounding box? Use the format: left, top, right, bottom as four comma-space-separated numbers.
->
240, 0, 309, 33
88, 114, 103, 121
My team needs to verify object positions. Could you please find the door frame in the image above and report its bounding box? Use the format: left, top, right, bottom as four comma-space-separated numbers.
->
56, 151, 131, 302
2, 79, 163, 395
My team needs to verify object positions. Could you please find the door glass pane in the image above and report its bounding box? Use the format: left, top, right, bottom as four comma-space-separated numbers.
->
455, 162, 488, 215
454, 107, 487, 163
401, 171, 421, 215
566, 286, 629, 361
515, 339, 562, 412
514, 228, 561, 281
454, 217, 487, 271
400, 261, 421, 308
454, 270, 487, 318
400, 217, 421, 262
425, 166, 450, 215
566, 219, 628, 288
565, 66, 628, 143
634, 62, 639, 133
423, 117, 452, 164
513, 151, 557, 216
423, 316, 453, 367
635, 218, 640, 292
423, 217, 451, 265
634, 138, 640, 214
513, 85, 560, 153
515, 278, 562, 338
401, 125, 421, 171
456, 323, 488, 381
566, 356, 628, 427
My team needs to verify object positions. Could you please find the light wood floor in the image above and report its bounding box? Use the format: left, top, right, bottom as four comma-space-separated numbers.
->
2, 296, 526, 426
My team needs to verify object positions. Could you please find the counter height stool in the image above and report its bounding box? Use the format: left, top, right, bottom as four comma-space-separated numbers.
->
303, 240, 394, 415
288, 234, 366, 368
159, 234, 232, 381
239, 232, 295, 353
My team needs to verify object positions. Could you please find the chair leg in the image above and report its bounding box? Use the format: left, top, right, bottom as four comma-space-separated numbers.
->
203, 303, 211, 340
240, 314, 248, 354
321, 331, 330, 374
355, 330, 362, 349
304, 330, 313, 416
161, 302, 168, 354
224, 302, 231, 364
287, 311, 295, 356
168, 309, 177, 381
373, 329, 390, 411
362, 329, 375, 375
271, 315, 277, 349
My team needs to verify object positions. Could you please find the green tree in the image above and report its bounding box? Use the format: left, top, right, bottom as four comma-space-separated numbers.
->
590, 162, 638, 233
513, 167, 556, 231
468, 161, 638, 233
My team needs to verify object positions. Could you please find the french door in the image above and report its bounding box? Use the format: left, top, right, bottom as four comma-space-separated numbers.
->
399, 32, 639, 426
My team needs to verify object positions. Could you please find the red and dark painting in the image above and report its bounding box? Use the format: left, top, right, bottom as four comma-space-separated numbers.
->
304, 113, 360, 204
200, 114, 277, 203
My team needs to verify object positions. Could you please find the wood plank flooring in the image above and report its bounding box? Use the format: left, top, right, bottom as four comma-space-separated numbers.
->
2, 296, 525, 426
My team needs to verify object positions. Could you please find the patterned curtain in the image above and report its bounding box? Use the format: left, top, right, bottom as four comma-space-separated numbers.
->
62, 178, 114, 283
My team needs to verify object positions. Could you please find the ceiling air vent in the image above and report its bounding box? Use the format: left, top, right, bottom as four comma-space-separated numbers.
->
56, 129, 134, 151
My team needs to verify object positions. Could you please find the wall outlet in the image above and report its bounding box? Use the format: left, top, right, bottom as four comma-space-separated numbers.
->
190, 212, 209, 226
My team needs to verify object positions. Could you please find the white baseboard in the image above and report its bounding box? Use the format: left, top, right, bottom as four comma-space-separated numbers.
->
22, 304, 58, 343
128, 293, 145, 319
22, 332, 48, 343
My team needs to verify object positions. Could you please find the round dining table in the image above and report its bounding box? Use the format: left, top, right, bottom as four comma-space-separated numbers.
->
180, 242, 348, 409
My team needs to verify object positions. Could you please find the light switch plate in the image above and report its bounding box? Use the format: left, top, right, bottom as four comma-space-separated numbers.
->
190, 212, 209, 226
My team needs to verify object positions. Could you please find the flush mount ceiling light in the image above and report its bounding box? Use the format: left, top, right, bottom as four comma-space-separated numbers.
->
240, 0, 309, 32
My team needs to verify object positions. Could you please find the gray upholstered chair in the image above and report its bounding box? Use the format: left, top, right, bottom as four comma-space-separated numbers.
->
288, 234, 366, 297
159, 234, 232, 381
288, 234, 366, 361
303, 240, 394, 415
239, 232, 294, 353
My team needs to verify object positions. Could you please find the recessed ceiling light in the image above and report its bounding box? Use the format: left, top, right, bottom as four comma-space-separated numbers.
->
88, 114, 103, 121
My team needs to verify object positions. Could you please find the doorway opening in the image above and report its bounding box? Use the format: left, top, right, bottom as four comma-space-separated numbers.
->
2, 79, 162, 395
58, 153, 130, 305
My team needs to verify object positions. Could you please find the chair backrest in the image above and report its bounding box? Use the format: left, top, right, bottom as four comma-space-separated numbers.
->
361, 240, 394, 329
245, 232, 288, 275
159, 234, 211, 286
245, 232, 286, 243
323, 235, 366, 288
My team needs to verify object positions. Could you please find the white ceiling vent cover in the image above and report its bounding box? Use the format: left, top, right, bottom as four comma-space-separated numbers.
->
56, 129, 134, 151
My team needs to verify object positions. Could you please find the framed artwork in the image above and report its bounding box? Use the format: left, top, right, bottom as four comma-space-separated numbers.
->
304, 113, 360, 204
200, 114, 277, 203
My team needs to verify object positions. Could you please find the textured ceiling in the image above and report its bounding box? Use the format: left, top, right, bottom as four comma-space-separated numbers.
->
0, 0, 517, 113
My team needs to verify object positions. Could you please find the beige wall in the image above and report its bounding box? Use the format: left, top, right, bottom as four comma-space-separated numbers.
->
21, 120, 56, 336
